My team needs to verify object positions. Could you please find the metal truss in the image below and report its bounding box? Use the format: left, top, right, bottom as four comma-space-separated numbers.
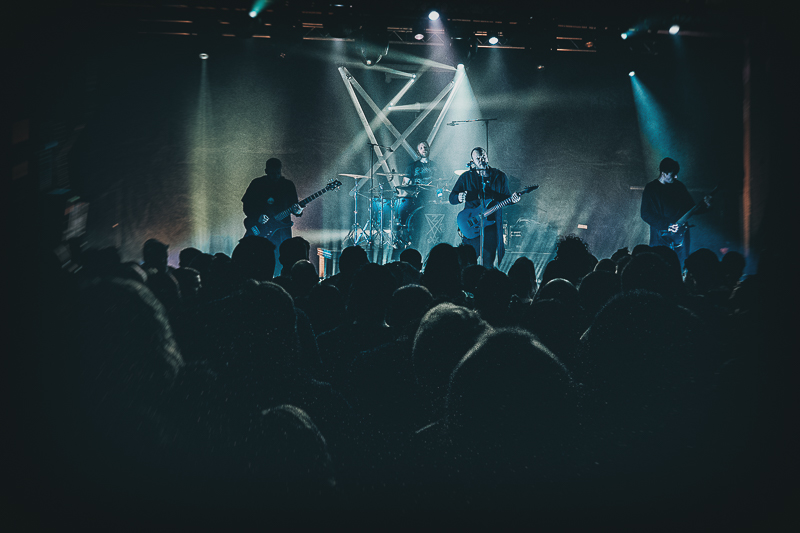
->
338, 65, 466, 195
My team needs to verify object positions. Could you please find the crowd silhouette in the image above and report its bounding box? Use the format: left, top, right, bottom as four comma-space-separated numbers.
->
27, 232, 795, 528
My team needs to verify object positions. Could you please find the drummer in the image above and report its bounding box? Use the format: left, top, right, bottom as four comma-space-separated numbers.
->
404, 141, 438, 190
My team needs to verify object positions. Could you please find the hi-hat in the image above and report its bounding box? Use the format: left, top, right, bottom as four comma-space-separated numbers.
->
339, 173, 371, 179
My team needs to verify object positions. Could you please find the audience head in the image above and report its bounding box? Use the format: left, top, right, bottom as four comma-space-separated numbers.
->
579, 270, 621, 319
142, 239, 169, 273
346, 263, 397, 324
445, 327, 574, 456
279, 237, 311, 272
385, 284, 434, 334
620, 252, 676, 298
384, 260, 422, 287
413, 303, 490, 393
456, 244, 478, 269
290, 259, 319, 297
610, 247, 630, 263
214, 281, 299, 368
593, 258, 617, 274
473, 268, 514, 327
535, 278, 579, 309
232, 236, 276, 282
338, 245, 369, 277
178, 247, 203, 269
581, 290, 705, 407
461, 264, 488, 299
305, 283, 345, 335
79, 278, 184, 434
555, 234, 590, 261
399, 248, 423, 272
260, 405, 336, 497
422, 243, 462, 299
683, 248, 722, 294
507, 256, 537, 301
720, 250, 746, 287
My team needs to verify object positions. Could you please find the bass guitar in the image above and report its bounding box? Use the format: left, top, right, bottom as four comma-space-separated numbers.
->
658, 185, 718, 250
246, 179, 342, 238
456, 185, 539, 239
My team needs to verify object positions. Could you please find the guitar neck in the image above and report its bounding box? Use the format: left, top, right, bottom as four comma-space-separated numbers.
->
674, 205, 700, 227
275, 186, 331, 220
673, 185, 718, 226
481, 186, 537, 218
483, 197, 514, 218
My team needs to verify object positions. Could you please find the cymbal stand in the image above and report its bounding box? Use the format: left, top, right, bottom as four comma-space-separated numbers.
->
343, 177, 368, 246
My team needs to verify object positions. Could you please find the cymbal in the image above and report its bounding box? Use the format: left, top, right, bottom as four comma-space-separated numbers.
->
454, 169, 468, 176
339, 173, 371, 179
376, 172, 408, 177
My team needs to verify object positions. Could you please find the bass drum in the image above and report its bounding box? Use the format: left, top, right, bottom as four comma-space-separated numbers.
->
404, 203, 461, 259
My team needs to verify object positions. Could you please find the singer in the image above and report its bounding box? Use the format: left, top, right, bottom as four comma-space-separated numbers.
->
450, 147, 519, 267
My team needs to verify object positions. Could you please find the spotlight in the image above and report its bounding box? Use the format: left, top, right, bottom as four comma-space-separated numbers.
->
249, 10, 257, 18
414, 32, 425, 41
621, 32, 628, 40
488, 36, 499, 45
628, 71, 635, 77
669, 25, 680, 35
199, 53, 209, 59
359, 30, 390, 66
428, 11, 440, 21
457, 63, 464, 70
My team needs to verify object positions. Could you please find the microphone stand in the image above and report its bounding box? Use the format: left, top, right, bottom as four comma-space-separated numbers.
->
479, 170, 486, 267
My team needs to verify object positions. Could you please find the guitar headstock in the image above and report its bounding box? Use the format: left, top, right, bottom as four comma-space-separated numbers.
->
327, 179, 343, 190
520, 185, 539, 195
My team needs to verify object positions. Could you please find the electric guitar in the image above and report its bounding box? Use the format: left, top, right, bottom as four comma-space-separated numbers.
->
658, 185, 718, 250
246, 179, 342, 238
456, 185, 539, 239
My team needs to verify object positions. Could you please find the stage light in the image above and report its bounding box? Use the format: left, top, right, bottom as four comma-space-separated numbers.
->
621, 32, 628, 40
669, 25, 680, 35
249, 11, 257, 18
199, 53, 209, 59
414, 32, 425, 41
457, 63, 464, 70
359, 30, 390, 66
428, 11, 440, 21
628, 71, 635, 77
488, 36, 499, 45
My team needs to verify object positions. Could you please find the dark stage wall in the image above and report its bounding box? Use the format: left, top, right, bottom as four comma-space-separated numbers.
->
43, 31, 744, 270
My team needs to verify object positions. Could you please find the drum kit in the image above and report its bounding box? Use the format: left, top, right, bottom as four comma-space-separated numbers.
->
339, 171, 453, 249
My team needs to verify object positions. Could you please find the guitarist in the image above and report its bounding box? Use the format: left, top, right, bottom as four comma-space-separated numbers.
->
640, 157, 711, 265
242, 158, 303, 276
450, 147, 520, 267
